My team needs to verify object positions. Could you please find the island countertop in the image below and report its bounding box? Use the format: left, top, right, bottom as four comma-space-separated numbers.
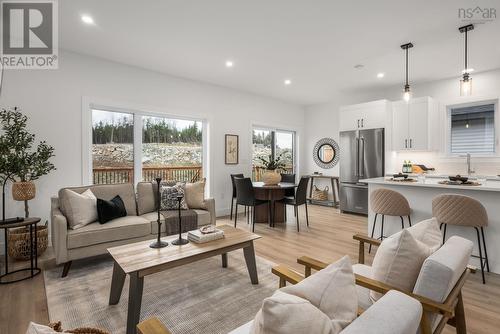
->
360, 177, 500, 192
363, 176, 500, 274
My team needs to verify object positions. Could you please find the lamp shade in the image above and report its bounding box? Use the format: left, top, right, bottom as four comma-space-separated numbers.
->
460, 77, 472, 96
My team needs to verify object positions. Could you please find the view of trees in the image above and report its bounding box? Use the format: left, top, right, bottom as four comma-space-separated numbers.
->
92, 116, 202, 144
252, 130, 272, 146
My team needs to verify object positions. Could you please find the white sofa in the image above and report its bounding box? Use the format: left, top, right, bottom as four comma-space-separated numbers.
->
230, 290, 423, 334
51, 182, 215, 276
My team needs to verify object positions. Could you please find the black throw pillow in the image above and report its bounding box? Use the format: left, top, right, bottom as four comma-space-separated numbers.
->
97, 195, 127, 224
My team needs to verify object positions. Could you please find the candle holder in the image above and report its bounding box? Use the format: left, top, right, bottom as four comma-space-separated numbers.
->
150, 177, 168, 249
171, 195, 189, 245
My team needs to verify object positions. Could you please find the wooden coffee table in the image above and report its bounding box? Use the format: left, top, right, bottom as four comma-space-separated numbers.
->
107, 225, 261, 334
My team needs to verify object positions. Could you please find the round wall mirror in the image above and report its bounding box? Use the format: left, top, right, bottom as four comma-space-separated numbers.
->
313, 138, 339, 169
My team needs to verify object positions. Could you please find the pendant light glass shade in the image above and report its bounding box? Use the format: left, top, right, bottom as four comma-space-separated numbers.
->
403, 86, 411, 102
401, 43, 413, 102
459, 25, 474, 96
460, 76, 472, 96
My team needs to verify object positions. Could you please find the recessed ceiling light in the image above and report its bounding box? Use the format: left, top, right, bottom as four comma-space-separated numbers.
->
284, 79, 292, 86
225, 60, 234, 68
81, 15, 94, 25
377, 72, 385, 78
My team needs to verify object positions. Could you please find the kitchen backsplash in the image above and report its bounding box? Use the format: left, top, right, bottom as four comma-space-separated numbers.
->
389, 151, 500, 176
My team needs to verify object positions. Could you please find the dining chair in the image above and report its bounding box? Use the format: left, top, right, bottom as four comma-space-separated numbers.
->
230, 174, 245, 220
278, 176, 310, 231
280, 173, 296, 198
234, 177, 270, 232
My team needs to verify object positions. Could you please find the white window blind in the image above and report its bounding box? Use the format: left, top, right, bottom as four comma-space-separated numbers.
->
450, 104, 495, 154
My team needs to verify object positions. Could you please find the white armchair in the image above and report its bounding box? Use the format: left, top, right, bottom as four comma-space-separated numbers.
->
230, 290, 422, 334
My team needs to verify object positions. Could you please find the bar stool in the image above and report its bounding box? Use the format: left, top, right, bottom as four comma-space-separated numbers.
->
432, 194, 490, 284
369, 188, 412, 253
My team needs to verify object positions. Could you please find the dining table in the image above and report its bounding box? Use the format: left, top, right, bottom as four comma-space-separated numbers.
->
252, 182, 297, 226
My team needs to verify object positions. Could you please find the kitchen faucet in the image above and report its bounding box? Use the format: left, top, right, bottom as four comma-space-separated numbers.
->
462, 152, 475, 176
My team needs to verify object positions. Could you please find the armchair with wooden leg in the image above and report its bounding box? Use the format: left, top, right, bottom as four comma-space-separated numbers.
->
272, 233, 475, 334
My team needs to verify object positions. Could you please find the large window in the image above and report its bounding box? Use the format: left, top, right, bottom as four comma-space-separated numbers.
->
450, 103, 495, 154
142, 116, 202, 182
252, 127, 295, 181
92, 110, 134, 184
91, 109, 203, 184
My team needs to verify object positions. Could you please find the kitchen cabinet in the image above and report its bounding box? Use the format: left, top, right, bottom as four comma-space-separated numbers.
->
392, 96, 438, 151
339, 100, 390, 131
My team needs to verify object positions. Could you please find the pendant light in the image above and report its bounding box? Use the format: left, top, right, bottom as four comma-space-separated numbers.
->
459, 24, 474, 96
401, 42, 413, 102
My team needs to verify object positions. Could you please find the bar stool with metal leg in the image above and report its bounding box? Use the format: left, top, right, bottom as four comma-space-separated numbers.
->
369, 188, 412, 253
432, 194, 490, 284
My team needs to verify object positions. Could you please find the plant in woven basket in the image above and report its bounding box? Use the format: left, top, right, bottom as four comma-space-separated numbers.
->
0, 107, 56, 218
258, 154, 286, 185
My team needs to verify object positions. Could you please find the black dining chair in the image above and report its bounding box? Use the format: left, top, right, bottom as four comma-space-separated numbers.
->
234, 177, 270, 232
230, 174, 246, 220
278, 176, 310, 232
280, 173, 296, 221
280, 173, 296, 197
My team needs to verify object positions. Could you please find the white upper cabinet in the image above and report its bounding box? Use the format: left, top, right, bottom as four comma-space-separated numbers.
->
392, 97, 438, 151
339, 100, 390, 132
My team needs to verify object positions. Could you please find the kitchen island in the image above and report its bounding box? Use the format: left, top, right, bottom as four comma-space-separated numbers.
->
361, 177, 500, 274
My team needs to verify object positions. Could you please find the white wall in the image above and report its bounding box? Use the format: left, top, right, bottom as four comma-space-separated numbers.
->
0, 51, 305, 234
304, 68, 500, 178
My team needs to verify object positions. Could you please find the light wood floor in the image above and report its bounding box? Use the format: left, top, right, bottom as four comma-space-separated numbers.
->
1, 205, 499, 333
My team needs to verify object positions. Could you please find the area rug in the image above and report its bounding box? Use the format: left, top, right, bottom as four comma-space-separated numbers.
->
44, 251, 278, 334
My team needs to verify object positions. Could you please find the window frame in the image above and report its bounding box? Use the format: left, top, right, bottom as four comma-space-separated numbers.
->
82, 97, 208, 191
251, 125, 297, 175
444, 98, 499, 158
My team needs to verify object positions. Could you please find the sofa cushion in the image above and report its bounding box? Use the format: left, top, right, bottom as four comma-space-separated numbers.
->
251, 291, 336, 334
67, 216, 151, 249
59, 183, 137, 217
281, 256, 358, 332
143, 209, 211, 234
413, 236, 473, 330
62, 189, 98, 229
185, 179, 207, 209
352, 263, 373, 310
371, 229, 430, 302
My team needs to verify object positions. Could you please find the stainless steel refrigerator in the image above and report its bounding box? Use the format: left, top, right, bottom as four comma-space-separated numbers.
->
339, 128, 384, 215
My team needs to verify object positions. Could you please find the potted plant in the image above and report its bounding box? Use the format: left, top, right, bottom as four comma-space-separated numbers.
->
258, 154, 286, 185
0, 107, 56, 218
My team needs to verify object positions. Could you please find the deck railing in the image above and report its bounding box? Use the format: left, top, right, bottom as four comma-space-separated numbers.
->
92, 166, 202, 184
93, 165, 293, 184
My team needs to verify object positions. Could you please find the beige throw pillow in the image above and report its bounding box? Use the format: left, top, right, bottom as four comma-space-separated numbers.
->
251, 256, 358, 334
185, 178, 206, 209
251, 291, 335, 334
25, 322, 58, 334
62, 189, 98, 229
282, 255, 358, 332
371, 229, 431, 302
407, 217, 442, 252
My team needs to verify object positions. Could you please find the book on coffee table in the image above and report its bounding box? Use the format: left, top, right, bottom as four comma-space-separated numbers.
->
188, 228, 224, 243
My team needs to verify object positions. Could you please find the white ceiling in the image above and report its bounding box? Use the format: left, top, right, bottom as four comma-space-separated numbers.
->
59, 0, 500, 105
